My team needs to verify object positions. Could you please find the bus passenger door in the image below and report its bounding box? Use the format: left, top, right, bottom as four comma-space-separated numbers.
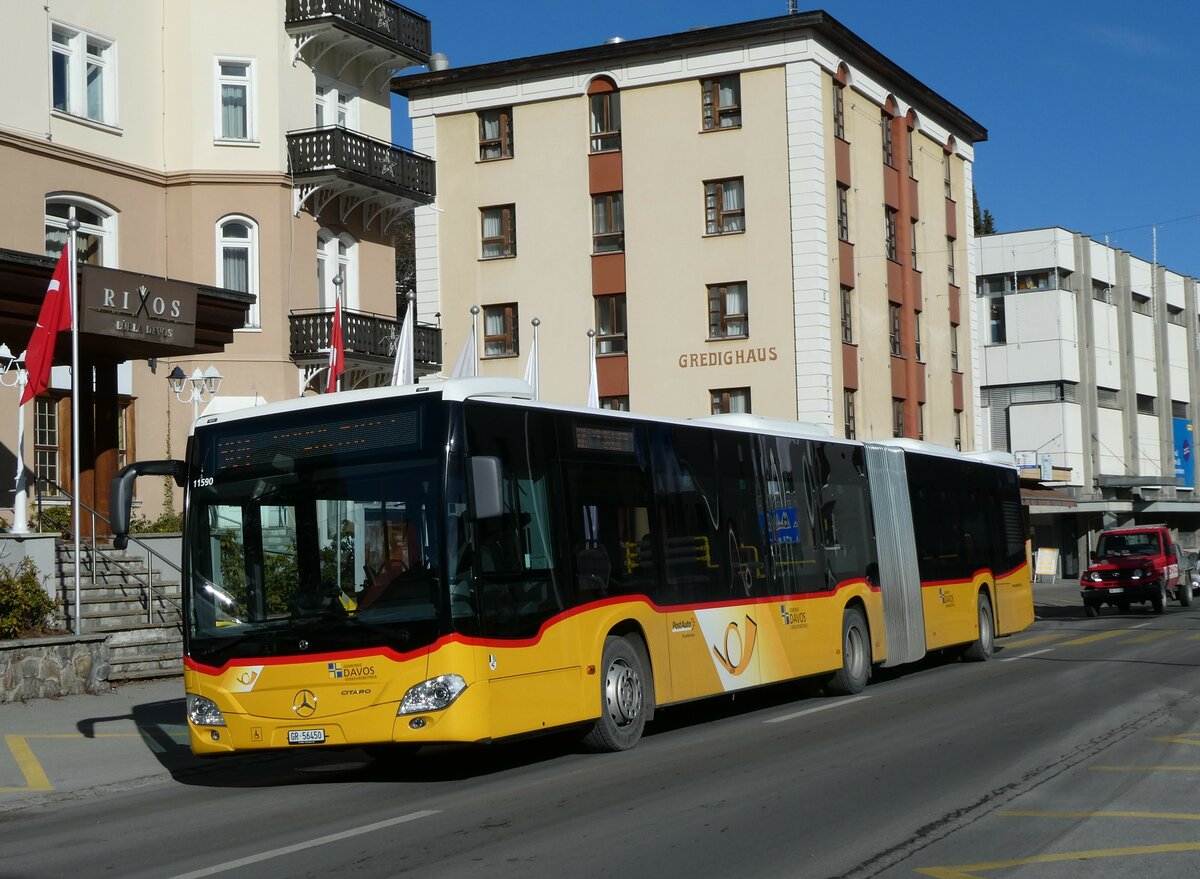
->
692, 431, 765, 693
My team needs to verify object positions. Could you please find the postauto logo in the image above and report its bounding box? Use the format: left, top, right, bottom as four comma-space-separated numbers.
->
328, 661, 377, 681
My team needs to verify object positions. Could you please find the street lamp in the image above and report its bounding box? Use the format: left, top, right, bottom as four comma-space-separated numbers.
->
167, 364, 223, 421
0, 344, 29, 533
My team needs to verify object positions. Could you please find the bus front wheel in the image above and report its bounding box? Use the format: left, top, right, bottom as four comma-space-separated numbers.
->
962, 592, 995, 661
582, 636, 649, 752
827, 608, 871, 695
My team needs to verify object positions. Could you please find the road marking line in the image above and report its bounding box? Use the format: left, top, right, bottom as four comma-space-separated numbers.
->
1123, 630, 1178, 644
1152, 734, 1200, 747
1130, 622, 1152, 629
1002, 809, 1200, 820
1057, 630, 1128, 646
916, 842, 1200, 879
1000, 648, 1054, 662
1091, 765, 1200, 772
1, 732, 188, 794
164, 810, 441, 879
764, 695, 869, 724
1186, 633, 1200, 640
1, 736, 52, 793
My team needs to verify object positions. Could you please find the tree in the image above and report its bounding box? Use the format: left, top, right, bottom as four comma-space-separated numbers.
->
972, 187, 996, 235
393, 210, 416, 319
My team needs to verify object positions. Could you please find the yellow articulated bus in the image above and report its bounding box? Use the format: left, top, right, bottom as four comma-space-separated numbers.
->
111, 377, 1033, 757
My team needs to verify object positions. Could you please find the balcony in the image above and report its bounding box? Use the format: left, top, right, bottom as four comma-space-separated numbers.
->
289, 307, 441, 389
288, 127, 435, 232
286, 0, 430, 90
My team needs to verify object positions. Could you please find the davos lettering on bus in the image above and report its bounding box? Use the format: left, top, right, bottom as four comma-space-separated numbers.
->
678, 346, 778, 368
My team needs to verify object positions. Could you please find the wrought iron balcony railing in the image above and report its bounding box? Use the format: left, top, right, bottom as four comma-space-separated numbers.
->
285, 0, 431, 67
289, 307, 441, 368
287, 127, 435, 205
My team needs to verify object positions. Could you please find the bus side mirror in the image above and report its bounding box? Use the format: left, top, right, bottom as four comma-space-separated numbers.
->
467, 456, 504, 520
110, 460, 185, 549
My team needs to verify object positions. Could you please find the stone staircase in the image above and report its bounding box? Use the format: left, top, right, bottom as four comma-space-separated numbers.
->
54, 541, 183, 682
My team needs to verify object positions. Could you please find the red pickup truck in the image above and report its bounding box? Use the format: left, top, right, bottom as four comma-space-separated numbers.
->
1080, 525, 1197, 616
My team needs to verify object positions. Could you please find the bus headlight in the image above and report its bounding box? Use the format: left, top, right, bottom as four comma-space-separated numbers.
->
398, 675, 467, 715
187, 693, 227, 727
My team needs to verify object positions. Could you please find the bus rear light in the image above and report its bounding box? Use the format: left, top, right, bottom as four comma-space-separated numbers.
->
398, 674, 467, 715
187, 693, 227, 727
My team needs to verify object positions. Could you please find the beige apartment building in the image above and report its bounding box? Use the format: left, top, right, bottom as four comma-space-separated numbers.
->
0, 0, 436, 526
396, 12, 986, 446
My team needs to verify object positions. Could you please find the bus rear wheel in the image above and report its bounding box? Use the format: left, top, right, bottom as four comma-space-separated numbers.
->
962, 592, 995, 661
827, 608, 871, 695
582, 635, 649, 752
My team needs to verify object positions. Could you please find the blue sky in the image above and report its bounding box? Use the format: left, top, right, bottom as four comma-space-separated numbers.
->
392, 1, 1200, 278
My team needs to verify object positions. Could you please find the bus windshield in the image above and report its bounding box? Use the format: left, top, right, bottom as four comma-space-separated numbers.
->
184, 397, 452, 664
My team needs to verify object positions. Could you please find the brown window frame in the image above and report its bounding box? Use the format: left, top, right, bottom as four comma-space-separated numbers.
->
889, 303, 902, 356
947, 236, 957, 286
843, 388, 856, 439
837, 184, 850, 242
704, 177, 745, 235
885, 207, 898, 261
707, 281, 749, 340
700, 74, 741, 130
595, 293, 627, 354
589, 90, 621, 153
950, 322, 960, 371
482, 302, 519, 358
833, 80, 846, 140
881, 112, 895, 166
34, 396, 65, 496
480, 204, 516, 259
599, 395, 629, 411
841, 285, 854, 343
710, 387, 751, 415
592, 192, 624, 253
892, 398, 905, 438
478, 107, 513, 161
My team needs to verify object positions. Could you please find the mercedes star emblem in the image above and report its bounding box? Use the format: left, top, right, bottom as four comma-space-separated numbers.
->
292, 689, 318, 718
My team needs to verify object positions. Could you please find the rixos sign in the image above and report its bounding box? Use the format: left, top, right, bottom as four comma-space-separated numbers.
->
81, 265, 197, 349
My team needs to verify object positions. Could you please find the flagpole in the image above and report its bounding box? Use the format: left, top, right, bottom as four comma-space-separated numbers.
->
470, 304, 480, 376
333, 275, 343, 393
66, 216, 81, 636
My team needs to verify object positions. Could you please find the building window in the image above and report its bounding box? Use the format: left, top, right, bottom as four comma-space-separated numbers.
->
707, 282, 748, 339
483, 303, 519, 357
843, 389, 856, 439
51, 23, 116, 126
705, 178, 745, 235
1097, 387, 1121, 410
950, 323, 960, 371
1132, 293, 1152, 316
481, 205, 516, 258
215, 58, 254, 141
841, 286, 854, 343
700, 75, 740, 130
832, 80, 845, 140
837, 184, 850, 242
592, 193, 624, 253
944, 153, 953, 199
317, 228, 358, 310
885, 207, 898, 261
600, 396, 629, 411
596, 294, 627, 354
892, 398, 905, 437
1092, 280, 1112, 303
589, 89, 621, 152
218, 216, 259, 328
45, 196, 115, 266
914, 310, 923, 361
907, 127, 915, 178
35, 398, 62, 495
910, 219, 919, 269
1168, 304, 1185, 326
478, 107, 513, 160
917, 403, 925, 441
954, 410, 963, 450
711, 387, 751, 414
947, 237, 957, 286
315, 77, 357, 129
889, 303, 902, 356
1136, 394, 1157, 416
881, 112, 894, 166
988, 296, 1006, 344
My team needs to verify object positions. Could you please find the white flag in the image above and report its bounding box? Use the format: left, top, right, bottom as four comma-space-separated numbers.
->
450, 322, 477, 379
522, 325, 539, 400
586, 333, 599, 409
390, 302, 414, 386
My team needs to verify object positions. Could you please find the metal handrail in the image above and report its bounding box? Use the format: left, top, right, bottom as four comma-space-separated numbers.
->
31, 476, 183, 626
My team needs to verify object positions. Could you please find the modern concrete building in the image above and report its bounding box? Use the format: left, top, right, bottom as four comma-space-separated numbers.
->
0, 0, 437, 526
395, 11, 986, 448
976, 227, 1200, 576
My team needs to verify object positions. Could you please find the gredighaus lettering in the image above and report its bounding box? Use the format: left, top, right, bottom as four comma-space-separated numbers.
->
677, 347, 778, 368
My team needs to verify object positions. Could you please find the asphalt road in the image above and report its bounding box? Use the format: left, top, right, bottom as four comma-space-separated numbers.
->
4, 579, 1200, 879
